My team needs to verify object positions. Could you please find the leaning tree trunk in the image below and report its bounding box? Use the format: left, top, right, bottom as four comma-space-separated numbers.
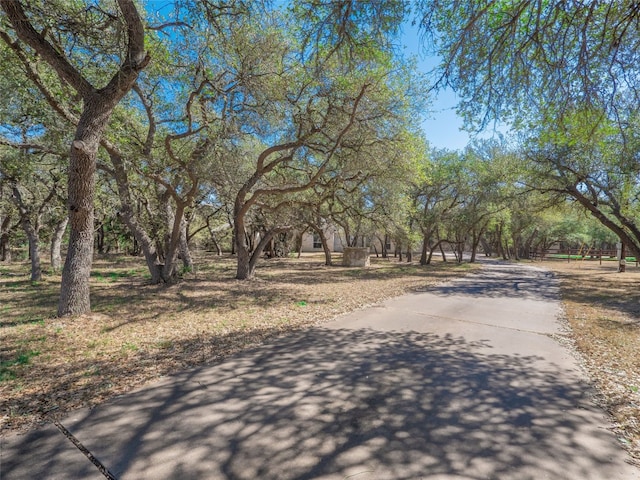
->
179, 217, 193, 272
439, 242, 447, 262
206, 222, 223, 256
161, 197, 185, 283
318, 228, 332, 266
50, 216, 68, 272
309, 224, 332, 266
247, 227, 289, 277
427, 240, 443, 265
11, 184, 43, 280
107, 149, 163, 283
212, 237, 222, 256
420, 232, 430, 266
234, 209, 252, 280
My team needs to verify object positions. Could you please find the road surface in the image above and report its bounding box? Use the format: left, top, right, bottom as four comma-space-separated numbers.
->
2, 261, 638, 479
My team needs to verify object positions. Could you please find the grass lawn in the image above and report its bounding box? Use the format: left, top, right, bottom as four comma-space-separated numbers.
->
540, 259, 640, 462
0, 252, 475, 434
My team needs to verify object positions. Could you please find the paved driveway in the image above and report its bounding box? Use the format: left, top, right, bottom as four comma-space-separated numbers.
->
2, 261, 639, 479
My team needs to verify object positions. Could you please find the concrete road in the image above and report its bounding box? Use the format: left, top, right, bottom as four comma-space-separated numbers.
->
2, 261, 639, 479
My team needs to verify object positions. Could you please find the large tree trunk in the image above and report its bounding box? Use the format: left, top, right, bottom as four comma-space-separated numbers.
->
50, 216, 68, 272
236, 244, 252, 279
0, 0, 149, 316
58, 119, 101, 316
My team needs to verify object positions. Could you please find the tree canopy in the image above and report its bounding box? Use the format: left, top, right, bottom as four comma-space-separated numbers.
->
1, 0, 638, 317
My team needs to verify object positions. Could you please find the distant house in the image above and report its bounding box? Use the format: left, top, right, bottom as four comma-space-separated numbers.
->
300, 225, 341, 252
299, 227, 396, 254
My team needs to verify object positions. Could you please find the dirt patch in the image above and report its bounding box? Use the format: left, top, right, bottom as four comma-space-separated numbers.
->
539, 259, 640, 462
0, 253, 475, 434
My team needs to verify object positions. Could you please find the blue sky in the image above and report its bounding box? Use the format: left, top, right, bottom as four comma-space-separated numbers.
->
400, 22, 467, 151
400, 21, 506, 151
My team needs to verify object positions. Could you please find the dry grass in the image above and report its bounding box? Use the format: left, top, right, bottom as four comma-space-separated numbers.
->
0, 252, 475, 434
539, 259, 640, 461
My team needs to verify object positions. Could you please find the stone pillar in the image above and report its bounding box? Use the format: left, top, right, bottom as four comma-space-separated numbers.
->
342, 247, 370, 267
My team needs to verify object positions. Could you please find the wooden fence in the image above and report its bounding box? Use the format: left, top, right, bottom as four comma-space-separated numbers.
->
530, 248, 638, 266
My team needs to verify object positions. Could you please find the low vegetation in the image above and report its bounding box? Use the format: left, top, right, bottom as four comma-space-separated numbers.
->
0, 252, 474, 433
541, 260, 640, 462
3, 253, 638, 465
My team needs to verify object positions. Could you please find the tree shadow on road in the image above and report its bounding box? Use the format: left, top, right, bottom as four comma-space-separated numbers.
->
5, 326, 632, 480
426, 263, 560, 302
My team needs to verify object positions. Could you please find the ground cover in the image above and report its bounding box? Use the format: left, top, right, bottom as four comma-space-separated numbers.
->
541, 259, 640, 462
0, 252, 474, 434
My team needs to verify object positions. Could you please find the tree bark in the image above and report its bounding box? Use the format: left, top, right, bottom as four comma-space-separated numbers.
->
179, 216, 193, 271
50, 216, 68, 272
58, 124, 100, 315
420, 232, 429, 265
469, 226, 485, 263
161, 195, 185, 282
28, 231, 41, 281
205, 218, 224, 256
11, 185, 42, 281
248, 227, 290, 276
0, 0, 149, 316
480, 237, 492, 257
96, 221, 105, 254
311, 224, 332, 266
234, 201, 252, 279
0, 213, 9, 261
439, 242, 447, 262
107, 150, 163, 283
567, 185, 640, 260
